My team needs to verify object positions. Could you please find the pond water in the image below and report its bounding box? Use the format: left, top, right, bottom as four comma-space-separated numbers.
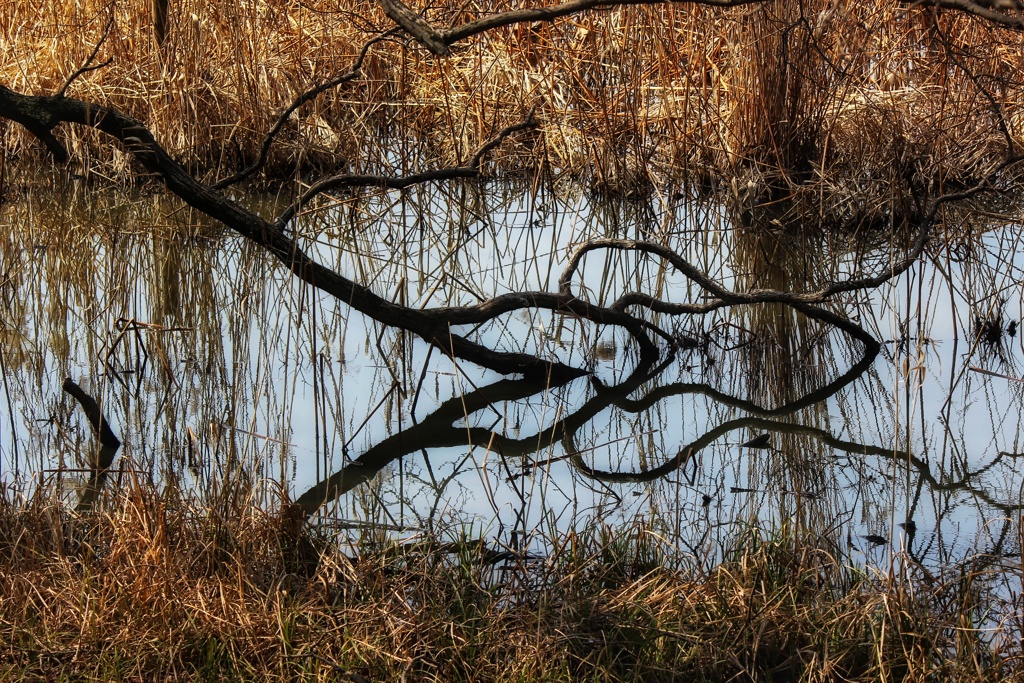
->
1, 177, 1023, 573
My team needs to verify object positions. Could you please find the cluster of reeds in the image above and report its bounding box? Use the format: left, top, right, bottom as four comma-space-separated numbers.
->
2, 0, 1022, 204
2, 471, 1020, 681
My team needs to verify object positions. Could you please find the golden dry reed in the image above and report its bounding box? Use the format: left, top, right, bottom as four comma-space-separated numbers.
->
1, 475, 1021, 681
1, 0, 1022, 198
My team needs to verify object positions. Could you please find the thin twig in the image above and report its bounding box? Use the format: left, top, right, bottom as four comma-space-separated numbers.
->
58, 15, 115, 98
212, 30, 400, 190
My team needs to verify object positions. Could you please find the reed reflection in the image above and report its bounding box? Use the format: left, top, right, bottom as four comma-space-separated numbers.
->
1, 181, 1023, 561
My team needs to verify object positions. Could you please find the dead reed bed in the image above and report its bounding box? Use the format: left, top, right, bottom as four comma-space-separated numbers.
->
2, 0, 1023, 202
1, 473, 1021, 681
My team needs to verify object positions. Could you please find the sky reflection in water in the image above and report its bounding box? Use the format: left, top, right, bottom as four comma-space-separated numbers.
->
1, 179, 1023, 570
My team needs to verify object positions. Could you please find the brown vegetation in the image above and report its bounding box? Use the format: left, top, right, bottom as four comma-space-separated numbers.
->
2, 0, 1003, 382
3, 2, 1024, 679
2, 476, 1021, 681
1, 0, 1022, 199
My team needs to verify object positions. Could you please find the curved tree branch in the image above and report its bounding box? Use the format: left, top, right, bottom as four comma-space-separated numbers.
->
4, 25, 1015, 390
0, 71, 1008, 383
915, 0, 1024, 29
439, 0, 767, 46
3, 0, 1020, 390
0, 85, 656, 379
275, 107, 538, 229
212, 30, 400, 190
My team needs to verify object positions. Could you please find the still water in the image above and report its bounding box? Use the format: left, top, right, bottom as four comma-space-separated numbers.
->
1, 177, 1022, 570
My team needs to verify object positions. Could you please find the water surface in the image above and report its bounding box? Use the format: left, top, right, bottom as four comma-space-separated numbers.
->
1, 178, 1022, 573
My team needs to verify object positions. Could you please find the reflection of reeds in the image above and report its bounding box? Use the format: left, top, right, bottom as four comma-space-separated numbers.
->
722, 202, 857, 531
0, 183, 252, 485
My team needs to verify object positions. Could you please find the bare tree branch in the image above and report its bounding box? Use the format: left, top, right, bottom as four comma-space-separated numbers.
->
0, 86, 659, 378
912, 0, 1024, 29
212, 30, 399, 190
58, 15, 115, 99
275, 108, 537, 229
62, 378, 121, 511
374, 0, 1024, 62
440, 0, 765, 46
4, 0, 1022, 393
4, 74, 1013, 385
378, 0, 450, 55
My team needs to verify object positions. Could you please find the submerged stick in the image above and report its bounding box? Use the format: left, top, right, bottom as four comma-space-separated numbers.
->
63, 378, 121, 510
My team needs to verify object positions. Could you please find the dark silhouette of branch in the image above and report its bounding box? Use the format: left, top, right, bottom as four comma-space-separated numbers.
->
294, 303, 879, 514
439, 0, 767, 46
275, 108, 538, 229
915, 0, 1024, 29
380, 0, 1024, 60
57, 15, 114, 98
212, 30, 400, 190
62, 378, 121, 452
0, 85, 659, 378
3, 0, 1021, 401
0, 66, 1009, 383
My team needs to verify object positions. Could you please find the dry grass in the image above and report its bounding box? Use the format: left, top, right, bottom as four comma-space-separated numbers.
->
1, 473, 1021, 681
2, 0, 1023, 203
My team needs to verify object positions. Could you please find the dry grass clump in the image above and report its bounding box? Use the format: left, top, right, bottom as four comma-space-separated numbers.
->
0, 0, 389, 180
1, 473, 1021, 681
2, 0, 1024, 205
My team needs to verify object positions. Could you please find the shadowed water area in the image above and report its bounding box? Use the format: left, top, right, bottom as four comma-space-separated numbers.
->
1, 177, 1023, 576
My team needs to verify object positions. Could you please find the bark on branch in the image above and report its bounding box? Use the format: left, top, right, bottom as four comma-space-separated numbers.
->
378, 0, 450, 55
381, 0, 1024, 62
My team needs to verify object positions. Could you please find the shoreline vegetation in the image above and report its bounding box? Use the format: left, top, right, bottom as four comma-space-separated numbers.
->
2, 1, 1023, 205
2, 476, 1021, 681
